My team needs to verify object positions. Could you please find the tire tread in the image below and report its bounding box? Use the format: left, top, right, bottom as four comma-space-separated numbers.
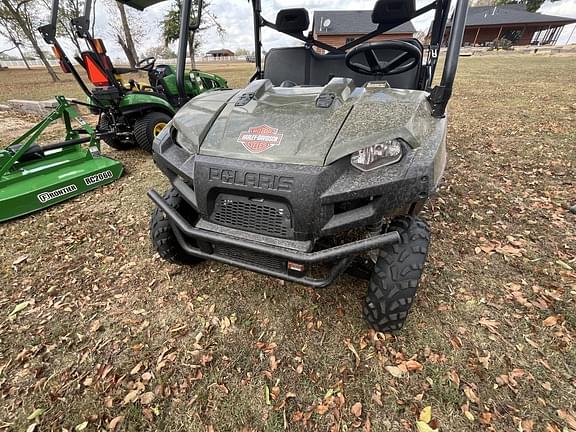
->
364, 216, 431, 332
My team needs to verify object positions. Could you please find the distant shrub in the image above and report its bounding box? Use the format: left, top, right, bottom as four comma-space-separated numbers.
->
493, 38, 514, 51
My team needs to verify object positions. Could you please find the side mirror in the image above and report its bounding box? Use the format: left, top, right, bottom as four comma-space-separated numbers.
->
190, 0, 203, 31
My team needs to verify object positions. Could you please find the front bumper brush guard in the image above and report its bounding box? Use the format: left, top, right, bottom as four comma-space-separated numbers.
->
148, 189, 401, 288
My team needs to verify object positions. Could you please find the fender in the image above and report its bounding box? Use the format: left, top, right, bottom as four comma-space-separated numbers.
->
118, 93, 176, 115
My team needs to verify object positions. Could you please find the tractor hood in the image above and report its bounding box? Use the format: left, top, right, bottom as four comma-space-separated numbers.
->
172, 78, 436, 167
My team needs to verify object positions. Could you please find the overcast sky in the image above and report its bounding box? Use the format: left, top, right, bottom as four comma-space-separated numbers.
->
1, 0, 575, 60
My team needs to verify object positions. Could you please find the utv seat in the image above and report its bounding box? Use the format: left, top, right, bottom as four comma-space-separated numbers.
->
263, 42, 422, 90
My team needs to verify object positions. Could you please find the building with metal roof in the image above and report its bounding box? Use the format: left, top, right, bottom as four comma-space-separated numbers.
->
446, 4, 576, 46
312, 10, 416, 53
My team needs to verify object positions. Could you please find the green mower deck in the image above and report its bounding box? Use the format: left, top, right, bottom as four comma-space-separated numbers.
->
0, 96, 123, 222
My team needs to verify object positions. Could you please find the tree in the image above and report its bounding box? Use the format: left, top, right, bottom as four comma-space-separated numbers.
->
472, 0, 560, 12
39, 0, 83, 53
104, 0, 143, 67
0, 0, 59, 80
0, 13, 31, 68
161, 0, 224, 68
145, 45, 177, 58
235, 48, 249, 56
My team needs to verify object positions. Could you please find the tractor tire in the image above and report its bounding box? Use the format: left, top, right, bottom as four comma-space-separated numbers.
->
364, 216, 431, 333
150, 187, 204, 265
133, 111, 171, 153
98, 114, 136, 150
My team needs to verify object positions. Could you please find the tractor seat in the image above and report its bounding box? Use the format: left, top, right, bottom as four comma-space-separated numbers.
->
264, 42, 422, 89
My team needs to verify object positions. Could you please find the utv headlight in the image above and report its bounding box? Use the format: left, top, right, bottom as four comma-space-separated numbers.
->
351, 139, 404, 171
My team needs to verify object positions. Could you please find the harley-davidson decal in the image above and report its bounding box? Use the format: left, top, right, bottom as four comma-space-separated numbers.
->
237, 125, 283, 154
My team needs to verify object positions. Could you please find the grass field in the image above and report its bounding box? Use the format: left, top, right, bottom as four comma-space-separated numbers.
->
0, 56, 575, 432
0, 62, 254, 103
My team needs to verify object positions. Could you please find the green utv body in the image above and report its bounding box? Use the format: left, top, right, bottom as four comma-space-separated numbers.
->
173, 79, 445, 168
131, 0, 470, 332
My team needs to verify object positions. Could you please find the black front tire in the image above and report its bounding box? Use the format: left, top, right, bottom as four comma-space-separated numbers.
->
98, 114, 136, 150
133, 111, 171, 152
364, 216, 431, 333
150, 188, 204, 265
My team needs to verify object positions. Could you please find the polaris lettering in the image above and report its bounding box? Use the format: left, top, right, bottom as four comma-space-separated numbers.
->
208, 168, 294, 192
37, 184, 78, 203
84, 170, 114, 186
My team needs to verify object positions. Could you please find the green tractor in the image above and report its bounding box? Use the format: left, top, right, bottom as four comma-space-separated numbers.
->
39, 0, 228, 152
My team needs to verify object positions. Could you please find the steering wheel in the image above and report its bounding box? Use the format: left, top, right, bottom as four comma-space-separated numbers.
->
136, 56, 156, 71
345, 41, 422, 76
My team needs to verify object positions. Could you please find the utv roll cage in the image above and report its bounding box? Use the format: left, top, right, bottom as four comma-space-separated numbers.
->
116, 0, 469, 116
247, 0, 469, 117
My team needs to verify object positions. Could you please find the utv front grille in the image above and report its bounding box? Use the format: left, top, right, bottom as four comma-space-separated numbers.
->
214, 244, 286, 273
211, 194, 293, 238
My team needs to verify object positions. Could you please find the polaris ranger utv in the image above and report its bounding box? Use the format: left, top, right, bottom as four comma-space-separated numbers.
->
131, 0, 469, 331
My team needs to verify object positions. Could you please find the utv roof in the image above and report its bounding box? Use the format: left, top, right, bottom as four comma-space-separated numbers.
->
313, 10, 416, 35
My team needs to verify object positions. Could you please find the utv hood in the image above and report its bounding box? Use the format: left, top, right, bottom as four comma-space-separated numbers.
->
172, 78, 435, 166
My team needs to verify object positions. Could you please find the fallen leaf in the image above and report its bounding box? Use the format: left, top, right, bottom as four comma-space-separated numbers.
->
416, 420, 438, 432
556, 260, 573, 270
89, 320, 102, 333
269, 355, 278, 371
345, 340, 361, 368
351, 402, 362, 417
385, 365, 404, 378
27, 409, 45, 420
557, 410, 576, 430
12, 255, 28, 265
364, 416, 372, 432
292, 411, 303, 422
448, 369, 460, 387
130, 362, 143, 375
75, 421, 88, 431
315, 404, 329, 415
464, 386, 480, 404
255, 341, 277, 353
479, 412, 493, 425
9, 301, 29, 318
140, 392, 155, 405
521, 419, 534, 432
122, 390, 139, 405
264, 385, 271, 405
405, 360, 423, 372
420, 406, 432, 423
479, 317, 500, 333
543, 315, 558, 327
108, 416, 124, 431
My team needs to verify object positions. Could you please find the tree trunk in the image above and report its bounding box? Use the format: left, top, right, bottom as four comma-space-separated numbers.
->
30, 37, 59, 81
1, 0, 59, 80
15, 43, 30, 70
116, 2, 138, 67
188, 31, 196, 69
117, 35, 137, 67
